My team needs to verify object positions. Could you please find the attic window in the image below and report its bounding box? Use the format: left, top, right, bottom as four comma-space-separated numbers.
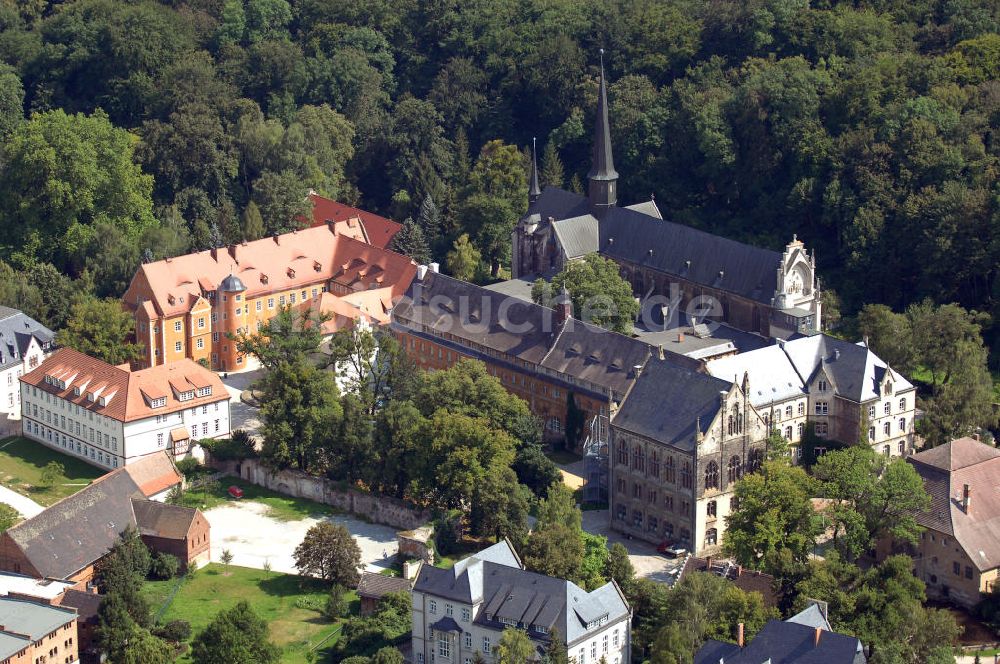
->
196, 386, 212, 397
167, 295, 176, 305
73, 387, 81, 397
260, 273, 269, 284
150, 397, 166, 408
313, 261, 322, 272
178, 390, 195, 402
287, 268, 296, 278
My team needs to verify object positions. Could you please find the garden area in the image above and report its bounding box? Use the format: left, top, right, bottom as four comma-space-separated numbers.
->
144, 563, 352, 663
0, 436, 103, 505
170, 475, 336, 522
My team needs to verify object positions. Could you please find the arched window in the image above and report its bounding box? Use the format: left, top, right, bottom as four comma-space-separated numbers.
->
798, 402, 805, 415
617, 440, 628, 465
681, 462, 692, 489
704, 462, 719, 490
727, 455, 743, 484
706, 500, 717, 518
705, 528, 718, 547
635, 447, 645, 473
785, 405, 793, 419
727, 414, 734, 435
797, 423, 804, 438
899, 397, 906, 411
785, 426, 792, 441
747, 448, 764, 473
650, 451, 660, 478
664, 456, 676, 483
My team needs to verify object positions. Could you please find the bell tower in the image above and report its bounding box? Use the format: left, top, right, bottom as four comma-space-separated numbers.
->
588, 49, 618, 216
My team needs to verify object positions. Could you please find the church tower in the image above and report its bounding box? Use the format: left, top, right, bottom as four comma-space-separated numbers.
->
529, 137, 541, 205
588, 50, 618, 216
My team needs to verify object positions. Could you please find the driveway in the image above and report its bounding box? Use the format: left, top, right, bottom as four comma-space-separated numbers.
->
203, 500, 399, 575
0, 485, 43, 518
220, 369, 265, 438
582, 509, 681, 584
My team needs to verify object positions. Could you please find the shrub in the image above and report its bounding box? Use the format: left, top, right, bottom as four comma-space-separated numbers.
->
149, 552, 180, 580
293, 596, 325, 611
154, 619, 191, 642
202, 429, 257, 461
174, 457, 202, 479
324, 583, 349, 620
434, 512, 463, 556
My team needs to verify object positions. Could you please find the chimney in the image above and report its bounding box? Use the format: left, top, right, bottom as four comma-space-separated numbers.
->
737, 623, 744, 648
677, 332, 685, 343
429, 262, 440, 274
272, 233, 280, 245
210, 247, 219, 261
326, 219, 337, 234
631, 364, 643, 379
963, 484, 971, 512
658, 344, 665, 360
814, 626, 821, 647
555, 287, 572, 325
833, 349, 841, 360
228, 244, 238, 260
417, 265, 428, 281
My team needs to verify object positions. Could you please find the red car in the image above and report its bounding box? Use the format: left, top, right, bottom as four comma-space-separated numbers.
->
227, 485, 244, 499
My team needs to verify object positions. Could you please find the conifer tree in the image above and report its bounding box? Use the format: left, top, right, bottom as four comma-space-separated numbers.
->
540, 141, 565, 189
240, 201, 265, 241
390, 218, 431, 265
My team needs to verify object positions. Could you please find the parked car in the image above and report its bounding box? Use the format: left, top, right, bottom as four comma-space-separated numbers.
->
227, 485, 244, 499
657, 540, 688, 558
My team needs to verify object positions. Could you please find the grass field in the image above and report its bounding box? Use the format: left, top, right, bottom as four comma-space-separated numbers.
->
0, 436, 103, 506
144, 563, 355, 663
172, 477, 337, 521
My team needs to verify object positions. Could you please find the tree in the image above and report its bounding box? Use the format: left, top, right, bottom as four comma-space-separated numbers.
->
389, 217, 431, 264
0, 504, 18, 532
0, 64, 24, 138
0, 109, 156, 273
604, 543, 635, 595
723, 461, 822, 578
445, 233, 481, 282
293, 522, 362, 585
233, 306, 326, 372
540, 140, 565, 190
521, 523, 584, 580
240, 201, 265, 241
468, 139, 528, 213
812, 446, 929, 560
371, 647, 404, 664
543, 628, 570, 664
535, 482, 582, 532
40, 461, 64, 488
416, 195, 442, 252
532, 254, 639, 335
495, 628, 533, 664
564, 392, 586, 450
220, 549, 234, 572
191, 600, 280, 664
56, 296, 144, 365
512, 443, 561, 498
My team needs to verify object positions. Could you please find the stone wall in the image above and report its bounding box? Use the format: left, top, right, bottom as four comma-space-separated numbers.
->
230, 458, 431, 530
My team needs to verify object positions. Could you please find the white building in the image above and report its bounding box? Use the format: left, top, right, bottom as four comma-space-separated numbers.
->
412, 540, 631, 664
706, 334, 916, 460
0, 307, 55, 434
19, 348, 230, 470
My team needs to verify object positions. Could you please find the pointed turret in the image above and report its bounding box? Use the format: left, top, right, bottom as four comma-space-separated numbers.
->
588, 49, 618, 216
529, 137, 541, 204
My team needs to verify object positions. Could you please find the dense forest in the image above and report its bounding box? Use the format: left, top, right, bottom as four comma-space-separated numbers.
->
0, 0, 997, 344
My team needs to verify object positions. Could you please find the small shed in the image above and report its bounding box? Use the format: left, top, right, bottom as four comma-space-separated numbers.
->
356, 572, 414, 616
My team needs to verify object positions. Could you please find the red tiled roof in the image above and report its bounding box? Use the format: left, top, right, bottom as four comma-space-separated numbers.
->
121, 452, 182, 498
309, 194, 402, 249
20, 348, 228, 422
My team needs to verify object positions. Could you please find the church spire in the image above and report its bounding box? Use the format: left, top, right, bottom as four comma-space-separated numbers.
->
529, 136, 541, 204
588, 49, 618, 216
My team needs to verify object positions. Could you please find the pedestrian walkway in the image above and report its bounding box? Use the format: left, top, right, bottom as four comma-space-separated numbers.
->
0, 484, 44, 518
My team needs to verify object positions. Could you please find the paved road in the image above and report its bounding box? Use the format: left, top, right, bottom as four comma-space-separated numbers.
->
582, 509, 681, 584
219, 370, 265, 438
203, 500, 399, 575
0, 484, 44, 518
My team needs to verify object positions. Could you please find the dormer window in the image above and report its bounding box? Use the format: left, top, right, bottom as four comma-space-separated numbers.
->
178, 390, 195, 402
150, 397, 167, 408
196, 386, 212, 397
287, 268, 295, 278
260, 274, 269, 284
73, 387, 81, 397
313, 261, 322, 272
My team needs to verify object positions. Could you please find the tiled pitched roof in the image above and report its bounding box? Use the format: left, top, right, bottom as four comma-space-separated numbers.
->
696, 620, 866, 664
131, 499, 198, 540
909, 438, 1000, 571
124, 225, 415, 319
5, 470, 142, 579
20, 348, 228, 422
121, 452, 181, 498
59, 589, 103, 622
356, 572, 413, 599
309, 193, 402, 249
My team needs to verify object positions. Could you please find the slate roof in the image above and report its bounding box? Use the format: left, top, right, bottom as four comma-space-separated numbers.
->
780, 335, 913, 403
414, 541, 629, 646
0, 307, 54, 371
624, 199, 662, 220
393, 272, 661, 400
0, 597, 77, 659
59, 589, 103, 622
4, 465, 203, 580
5, 470, 142, 579
908, 437, 1000, 571
552, 215, 599, 260
707, 344, 807, 406
588, 62, 617, 181
524, 187, 784, 305
612, 359, 730, 450
356, 571, 413, 599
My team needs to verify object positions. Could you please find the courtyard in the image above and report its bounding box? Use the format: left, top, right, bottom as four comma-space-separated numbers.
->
0, 436, 102, 507
582, 509, 683, 583
196, 487, 399, 575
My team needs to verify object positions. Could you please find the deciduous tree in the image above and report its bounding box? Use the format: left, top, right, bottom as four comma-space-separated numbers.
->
190, 600, 280, 664
293, 522, 362, 585
532, 254, 639, 335
56, 296, 144, 365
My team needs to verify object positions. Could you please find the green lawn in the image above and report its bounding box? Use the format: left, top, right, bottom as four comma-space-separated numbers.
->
144, 564, 356, 663
0, 436, 104, 506
173, 477, 337, 521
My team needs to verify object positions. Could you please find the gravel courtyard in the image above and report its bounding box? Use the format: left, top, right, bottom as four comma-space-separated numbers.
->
204, 500, 400, 575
